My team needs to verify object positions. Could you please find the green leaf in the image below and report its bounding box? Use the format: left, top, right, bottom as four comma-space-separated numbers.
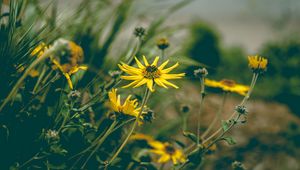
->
221, 120, 230, 131
183, 131, 198, 143
221, 136, 236, 145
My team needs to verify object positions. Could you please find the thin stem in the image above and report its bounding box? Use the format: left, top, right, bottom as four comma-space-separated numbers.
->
197, 77, 205, 146
201, 92, 227, 139
201, 73, 258, 145
106, 88, 151, 167
81, 120, 118, 169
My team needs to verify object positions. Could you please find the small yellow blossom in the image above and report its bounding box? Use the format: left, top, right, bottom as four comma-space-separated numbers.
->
108, 89, 147, 125
119, 56, 185, 92
156, 37, 170, 50
131, 133, 186, 165
205, 79, 249, 96
248, 55, 268, 73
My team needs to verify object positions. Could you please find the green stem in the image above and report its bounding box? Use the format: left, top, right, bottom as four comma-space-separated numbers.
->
197, 77, 205, 146
201, 92, 227, 139
0, 45, 62, 111
201, 73, 258, 145
106, 88, 151, 167
81, 120, 118, 169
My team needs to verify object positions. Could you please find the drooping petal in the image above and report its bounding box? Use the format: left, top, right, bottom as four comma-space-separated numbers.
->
159, 78, 179, 89
63, 73, 73, 89
147, 79, 154, 92
133, 78, 148, 88
154, 78, 168, 88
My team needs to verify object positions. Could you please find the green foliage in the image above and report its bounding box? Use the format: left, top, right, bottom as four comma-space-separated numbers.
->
185, 22, 222, 77
258, 40, 300, 115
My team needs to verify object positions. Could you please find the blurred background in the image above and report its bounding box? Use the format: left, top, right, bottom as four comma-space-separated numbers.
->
1, 0, 300, 169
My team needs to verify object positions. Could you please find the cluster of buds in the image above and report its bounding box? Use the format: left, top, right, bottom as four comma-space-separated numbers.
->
194, 68, 208, 78
235, 105, 248, 115
134, 27, 146, 38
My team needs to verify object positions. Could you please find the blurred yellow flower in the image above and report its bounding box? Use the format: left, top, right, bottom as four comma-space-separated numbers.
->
119, 56, 185, 92
131, 133, 186, 165
248, 55, 268, 73
205, 79, 249, 96
52, 59, 87, 90
108, 89, 146, 125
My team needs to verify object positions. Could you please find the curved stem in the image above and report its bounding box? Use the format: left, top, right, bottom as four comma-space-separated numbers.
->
106, 88, 151, 167
201, 92, 227, 139
201, 73, 258, 145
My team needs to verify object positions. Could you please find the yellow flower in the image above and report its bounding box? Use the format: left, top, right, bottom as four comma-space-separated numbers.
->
205, 79, 249, 96
52, 59, 87, 90
131, 133, 186, 164
108, 89, 147, 125
248, 55, 268, 73
31, 43, 48, 58
119, 56, 185, 92
156, 37, 170, 50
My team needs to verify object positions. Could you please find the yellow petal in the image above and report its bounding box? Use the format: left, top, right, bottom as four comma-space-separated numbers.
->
158, 60, 169, 70
134, 57, 145, 69
159, 78, 179, 89
161, 62, 179, 73
63, 73, 73, 89
133, 78, 148, 88
142, 55, 149, 66
147, 80, 154, 92
151, 56, 160, 66
154, 78, 168, 88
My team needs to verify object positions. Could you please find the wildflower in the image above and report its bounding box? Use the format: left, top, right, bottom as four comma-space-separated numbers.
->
156, 37, 170, 50
119, 56, 185, 92
108, 89, 148, 125
52, 59, 87, 90
131, 134, 186, 165
205, 79, 249, 96
51, 40, 87, 89
134, 27, 146, 38
248, 55, 268, 73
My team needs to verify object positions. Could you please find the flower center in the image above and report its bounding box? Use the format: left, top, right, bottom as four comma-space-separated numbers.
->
164, 144, 176, 155
143, 65, 160, 79
220, 79, 236, 87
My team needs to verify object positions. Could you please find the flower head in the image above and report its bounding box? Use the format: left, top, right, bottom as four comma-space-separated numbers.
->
108, 89, 149, 125
134, 27, 146, 38
131, 134, 186, 165
52, 59, 87, 90
119, 56, 185, 92
51, 40, 87, 89
205, 79, 249, 96
248, 55, 268, 73
156, 37, 170, 50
